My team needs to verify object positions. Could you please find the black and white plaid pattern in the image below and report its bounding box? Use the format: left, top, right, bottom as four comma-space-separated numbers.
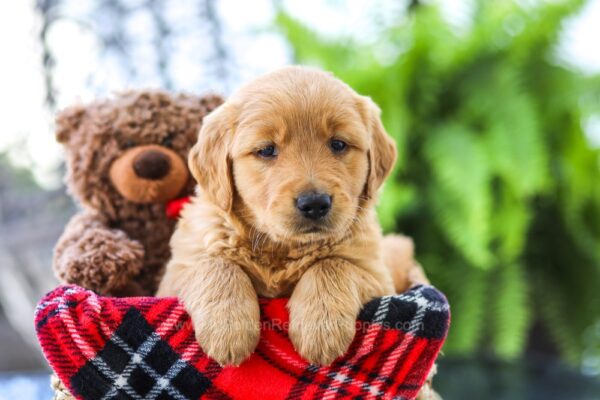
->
358, 285, 450, 338
71, 308, 210, 400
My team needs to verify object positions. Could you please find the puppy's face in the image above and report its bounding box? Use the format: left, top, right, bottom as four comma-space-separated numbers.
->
232, 97, 369, 243
190, 67, 396, 244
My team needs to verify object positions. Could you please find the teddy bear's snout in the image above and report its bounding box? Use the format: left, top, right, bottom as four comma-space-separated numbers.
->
109, 144, 189, 204
133, 149, 171, 180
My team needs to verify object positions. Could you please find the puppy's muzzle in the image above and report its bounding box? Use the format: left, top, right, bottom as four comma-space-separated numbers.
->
296, 192, 332, 220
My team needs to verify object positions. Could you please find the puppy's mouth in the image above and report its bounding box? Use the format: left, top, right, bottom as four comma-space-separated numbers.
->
290, 219, 338, 239
266, 215, 350, 245
299, 225, 327, 234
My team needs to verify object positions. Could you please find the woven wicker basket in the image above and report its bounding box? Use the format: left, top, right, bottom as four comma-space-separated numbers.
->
51, 374, 75, 400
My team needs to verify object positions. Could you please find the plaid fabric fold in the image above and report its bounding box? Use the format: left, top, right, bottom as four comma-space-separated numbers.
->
36, 285, 449, 400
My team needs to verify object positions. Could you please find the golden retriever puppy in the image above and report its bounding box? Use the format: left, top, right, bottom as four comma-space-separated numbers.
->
158, 66, 424, 366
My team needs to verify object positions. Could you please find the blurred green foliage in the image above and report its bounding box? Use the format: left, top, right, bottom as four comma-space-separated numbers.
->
276, 0, 600, 367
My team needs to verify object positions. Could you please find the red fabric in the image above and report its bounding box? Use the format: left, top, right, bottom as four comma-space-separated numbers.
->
36, 285, 449, 400
166, 196, 191, 219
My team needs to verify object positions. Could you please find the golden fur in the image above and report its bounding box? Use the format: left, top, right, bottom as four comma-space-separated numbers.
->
158, 66, 425, 367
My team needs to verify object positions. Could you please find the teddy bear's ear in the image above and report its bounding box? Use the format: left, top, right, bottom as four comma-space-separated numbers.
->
55, 105, 86, 144
199, 94, 225, 115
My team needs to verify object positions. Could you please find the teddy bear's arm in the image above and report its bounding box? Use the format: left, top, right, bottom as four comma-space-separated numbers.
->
53, 211, 145, 295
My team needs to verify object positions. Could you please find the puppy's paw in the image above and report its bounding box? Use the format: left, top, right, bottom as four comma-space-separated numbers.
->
288, 305, 356, 366
191, 302, 260, 366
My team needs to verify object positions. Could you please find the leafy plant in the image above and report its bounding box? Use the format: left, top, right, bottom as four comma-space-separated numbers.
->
276, 0, 600, 367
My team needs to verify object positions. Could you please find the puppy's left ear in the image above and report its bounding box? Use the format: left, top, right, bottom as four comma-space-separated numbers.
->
188, 104, 236, 211
361, 97, 397, 199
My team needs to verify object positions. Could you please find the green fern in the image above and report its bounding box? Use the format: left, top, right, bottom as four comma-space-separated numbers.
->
441, 266, 489, 354
488, 263, 531, 359
424, 124, 493, 268
276, 0, 600, 368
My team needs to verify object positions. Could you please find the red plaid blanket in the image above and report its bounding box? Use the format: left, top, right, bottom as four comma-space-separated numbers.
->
35, 285, 449, 400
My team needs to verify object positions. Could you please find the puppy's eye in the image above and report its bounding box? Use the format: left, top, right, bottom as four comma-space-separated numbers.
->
256, 144, 278, 159
330, 139, 347, 154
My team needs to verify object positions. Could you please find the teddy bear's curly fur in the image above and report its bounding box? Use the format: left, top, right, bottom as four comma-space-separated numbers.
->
53, 90, 223, 296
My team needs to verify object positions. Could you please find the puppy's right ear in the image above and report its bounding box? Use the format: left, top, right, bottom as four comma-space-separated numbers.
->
188, 105, 236, 211
55, 105, 86, 144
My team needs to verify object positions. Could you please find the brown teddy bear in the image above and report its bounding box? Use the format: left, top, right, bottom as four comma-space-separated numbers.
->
53, 90, 223, 297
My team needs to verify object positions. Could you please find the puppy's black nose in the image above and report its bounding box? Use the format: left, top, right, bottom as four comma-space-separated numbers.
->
133, 150, 171, 180
296, 193, 332, 220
